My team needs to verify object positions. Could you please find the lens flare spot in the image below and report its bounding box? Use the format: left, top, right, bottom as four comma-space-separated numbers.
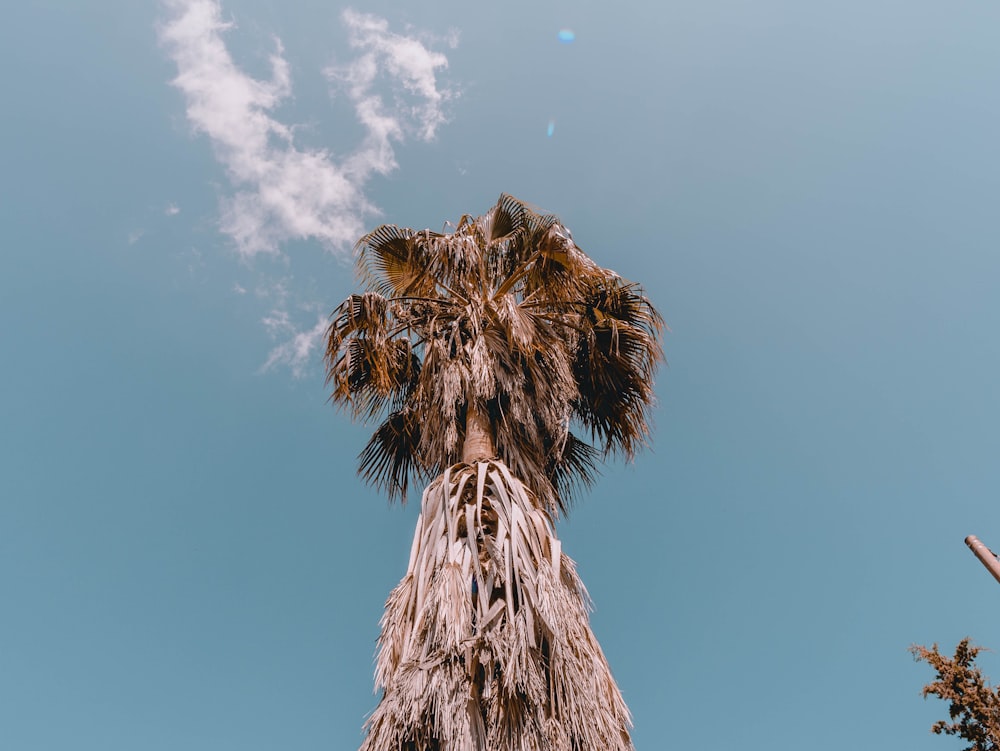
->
557, 29, 575, 44
547, 120, 555, 137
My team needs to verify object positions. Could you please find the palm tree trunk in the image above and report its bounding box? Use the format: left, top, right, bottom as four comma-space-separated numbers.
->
462, 403, 496, 463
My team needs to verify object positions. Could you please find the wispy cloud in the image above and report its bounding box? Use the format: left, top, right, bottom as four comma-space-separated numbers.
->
158, 0, 457, 374
159, 0, 453, 258
260, 311, 329, 378
165, 203, 181, 216
328, 10, 455, 174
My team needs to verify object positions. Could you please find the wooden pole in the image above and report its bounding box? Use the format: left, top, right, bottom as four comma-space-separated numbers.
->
965, 535, 1000, 586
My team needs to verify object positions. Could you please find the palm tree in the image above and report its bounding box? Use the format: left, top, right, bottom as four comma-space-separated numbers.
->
326, 194, 663, 751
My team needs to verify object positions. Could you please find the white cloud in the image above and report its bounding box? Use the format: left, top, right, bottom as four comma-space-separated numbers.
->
158, 0, 456, 376
159, 0, 454, 259
260, 312, 329, 378
165, 203, 181, 216
254, 277, 290, 306
329, 10, 455, 168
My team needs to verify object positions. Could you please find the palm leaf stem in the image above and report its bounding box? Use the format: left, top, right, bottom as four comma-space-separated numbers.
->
532, 314, 588, 334
491, 250, 544, 299
437, 281, 469, 305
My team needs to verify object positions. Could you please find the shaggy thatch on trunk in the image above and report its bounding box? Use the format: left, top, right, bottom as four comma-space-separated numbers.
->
326, 195, 663, 751
362, 461, 632, 751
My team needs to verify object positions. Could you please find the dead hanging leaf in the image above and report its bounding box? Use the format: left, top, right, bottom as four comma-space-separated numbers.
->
363, 460, 633, 751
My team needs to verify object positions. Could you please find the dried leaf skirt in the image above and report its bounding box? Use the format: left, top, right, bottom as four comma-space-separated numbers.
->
360, 461, 634, 751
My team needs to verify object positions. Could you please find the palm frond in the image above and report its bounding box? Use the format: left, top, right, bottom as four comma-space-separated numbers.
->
326, 292, 390, 354
479, 194, 529, 282
571, 277, 663, 457
520, 229, 604, 309
546, 432, 600, 513
484, 193, 527, 246
357, 409, 425, 503
327, 337, 420, 420
356, 224, 436, 297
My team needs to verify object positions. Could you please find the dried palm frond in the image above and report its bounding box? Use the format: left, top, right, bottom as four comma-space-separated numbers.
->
358, 409, 426, 501
362, 460, 633, 751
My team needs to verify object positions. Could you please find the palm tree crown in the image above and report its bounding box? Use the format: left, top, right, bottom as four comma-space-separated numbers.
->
325, 194, 663, 513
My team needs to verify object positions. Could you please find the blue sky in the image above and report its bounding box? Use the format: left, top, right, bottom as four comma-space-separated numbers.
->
3, 1, 1000, 748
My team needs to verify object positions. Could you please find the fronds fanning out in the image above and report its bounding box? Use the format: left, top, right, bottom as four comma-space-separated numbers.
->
326, 194, 664, 511
358, 409, 425, 500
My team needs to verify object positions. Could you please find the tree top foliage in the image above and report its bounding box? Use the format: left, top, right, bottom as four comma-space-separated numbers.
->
325, 194, 664, 512
912, 639, 1000, 751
